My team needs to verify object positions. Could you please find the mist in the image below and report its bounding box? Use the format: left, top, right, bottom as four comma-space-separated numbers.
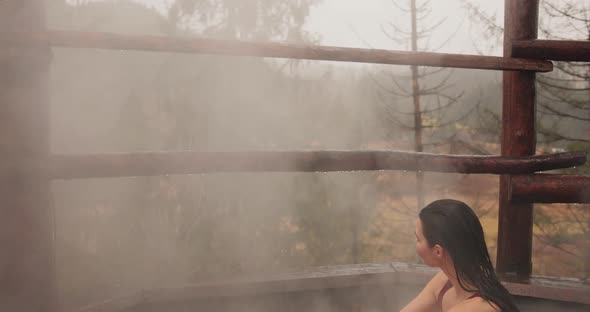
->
28, 0, 590, 311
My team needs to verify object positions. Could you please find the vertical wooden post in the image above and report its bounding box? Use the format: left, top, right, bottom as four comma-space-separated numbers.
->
0, 1, 57, 311
497, 0, 539, 281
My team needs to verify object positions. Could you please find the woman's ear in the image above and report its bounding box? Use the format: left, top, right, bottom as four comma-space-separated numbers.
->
433, 244, 444, 258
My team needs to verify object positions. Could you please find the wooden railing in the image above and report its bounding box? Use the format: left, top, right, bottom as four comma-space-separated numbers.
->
0, 30, 552, 72
1, 1, 590, 311
510, 174, 590, 203
75, 263, 590, 312
512, 40, 590, 62
44, 151, 585, 179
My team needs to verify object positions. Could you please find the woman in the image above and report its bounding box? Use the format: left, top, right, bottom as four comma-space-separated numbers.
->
401, 199, 519, 312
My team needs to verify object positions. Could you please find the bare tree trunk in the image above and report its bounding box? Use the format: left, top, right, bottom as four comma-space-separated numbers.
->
410, 0, 424, 211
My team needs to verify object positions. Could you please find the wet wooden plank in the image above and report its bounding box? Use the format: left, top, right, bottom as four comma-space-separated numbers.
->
38, 151, 587, 179
512, 39, 590, 62
0, 30, 553, 72
505, 280, 590, 305
509, 174, 590, 203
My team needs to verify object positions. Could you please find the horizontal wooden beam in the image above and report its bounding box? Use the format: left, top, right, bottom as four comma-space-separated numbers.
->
75, 262, 590, 312
43, 151, 586, 179
75, 263, 429, 312
0, 30, 553, 72
512, 40, 590, 62
509, 174, 590, 203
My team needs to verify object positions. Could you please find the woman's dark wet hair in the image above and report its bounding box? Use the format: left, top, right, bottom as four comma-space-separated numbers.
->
419, 199, 519, 312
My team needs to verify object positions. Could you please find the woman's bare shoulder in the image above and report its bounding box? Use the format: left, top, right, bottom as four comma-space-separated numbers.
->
448, 297, 499, 312
399, 271, 448, 312
430, 271, 448, 288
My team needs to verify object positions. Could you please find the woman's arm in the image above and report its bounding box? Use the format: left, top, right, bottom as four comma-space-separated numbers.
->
400, 271, 445, 312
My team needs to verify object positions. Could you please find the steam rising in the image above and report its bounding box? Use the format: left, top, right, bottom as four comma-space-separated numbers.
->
25, 0, 588, 311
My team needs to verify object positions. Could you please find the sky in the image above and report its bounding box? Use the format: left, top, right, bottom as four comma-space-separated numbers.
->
134, 0, 506, 55
303, 0, 504, 55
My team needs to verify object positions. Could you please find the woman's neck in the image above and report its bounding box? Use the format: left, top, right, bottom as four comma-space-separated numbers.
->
441, 261, 474, 298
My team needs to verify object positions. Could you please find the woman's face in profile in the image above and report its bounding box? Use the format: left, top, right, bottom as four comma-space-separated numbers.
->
415, 219, 437, 266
